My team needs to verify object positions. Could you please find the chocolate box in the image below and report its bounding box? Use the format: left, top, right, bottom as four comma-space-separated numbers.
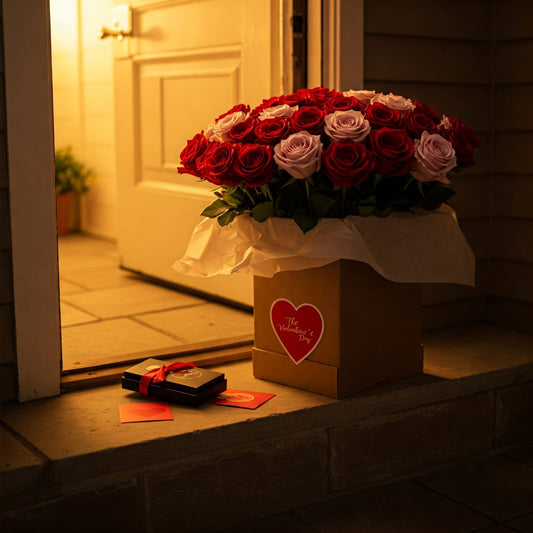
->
252, 260, 423, 399
121, 358, 227, 406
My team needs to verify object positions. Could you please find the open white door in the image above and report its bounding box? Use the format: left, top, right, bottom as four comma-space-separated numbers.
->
113, 0, 284, 307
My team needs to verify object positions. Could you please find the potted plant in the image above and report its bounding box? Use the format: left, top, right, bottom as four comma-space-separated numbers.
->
174, 87, 481, 398
54, 146, 95, 235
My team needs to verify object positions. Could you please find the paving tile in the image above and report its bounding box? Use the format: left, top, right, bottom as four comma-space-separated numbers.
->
507, 512, 533, 533
213, 512, 315, 533
60, 282, 205, 319
294, 480, 492, 533
330, 393, 494, 492
134, 302, 253, 344
0, 360, 333, 486
59, 278, 86, 296
0, 426, 44, 497
59, 301, 98, 327
57, 245, 119, 273
423, 324, 533, 379
506, 445, 533, 467
473, 527, 521, 533
2, 480, 144, 533
60, 317, 181, 370
495, 382, 533, 447
144, 431, 328, 533
57, 233, 117, 259
60, 264, 143, 291
417, 454, 533, 522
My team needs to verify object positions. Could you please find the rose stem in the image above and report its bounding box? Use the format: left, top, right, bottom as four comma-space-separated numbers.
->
305, 179, 313, 214
261, 184, 274, 203
341, 188, 347, 217
402, 176, 414, 191
240, 185, 257, 206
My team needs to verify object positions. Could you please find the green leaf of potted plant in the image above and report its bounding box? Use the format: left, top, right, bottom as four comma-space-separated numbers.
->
55, 146, 96, 235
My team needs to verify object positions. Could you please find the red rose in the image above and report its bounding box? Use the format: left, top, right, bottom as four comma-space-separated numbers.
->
290, 106, 325, 134
250, 96, 284, 118
404, 109, 439, 138
439, 117, 482, 168
200, 142, 240, 186
369, 128, 415, 176
228, 117, 257, 143
255, 118, 291, 144
307, 87, 339, 106
234, 144, 276, 187
215, 103, 250, 122
177, 133, 209, 177
280, 89, 311, 107
324, 95, 365, 113
322, 140, 375, 188
414, 100, 441, 123
365, 102, 403, 129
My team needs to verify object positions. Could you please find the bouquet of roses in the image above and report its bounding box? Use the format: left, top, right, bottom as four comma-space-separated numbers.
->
177, 87, 481, 233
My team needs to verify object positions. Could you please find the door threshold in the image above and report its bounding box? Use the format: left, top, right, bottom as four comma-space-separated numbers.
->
60, 342, 252, 392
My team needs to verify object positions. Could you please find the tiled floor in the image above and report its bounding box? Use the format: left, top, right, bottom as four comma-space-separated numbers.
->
214, 446, 533, 533
58, 233, 253, 371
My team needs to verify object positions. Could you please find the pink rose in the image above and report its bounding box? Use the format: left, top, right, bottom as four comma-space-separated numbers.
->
205, 111, 249, 142
343, 89, 376, 106
370, 92, 415, 113
411, 131, 457, 184
324, 110, 371, 143
258, 104, 298, 120
273, 131, 322, 179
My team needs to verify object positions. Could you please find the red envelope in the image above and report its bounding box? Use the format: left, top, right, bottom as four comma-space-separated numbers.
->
119, 402, 174, 423
208, 388, 275, 410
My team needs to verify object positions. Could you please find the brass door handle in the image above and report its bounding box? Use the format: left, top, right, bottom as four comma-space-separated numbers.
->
98, 25, 132, 41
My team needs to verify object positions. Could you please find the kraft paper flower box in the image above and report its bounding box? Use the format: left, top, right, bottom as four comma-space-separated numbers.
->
252, 260, 422, 399
121, 358, 227, 406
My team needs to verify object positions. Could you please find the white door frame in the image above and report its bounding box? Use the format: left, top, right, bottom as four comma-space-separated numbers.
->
5, 0, 61, 401
8, 0, 363, 401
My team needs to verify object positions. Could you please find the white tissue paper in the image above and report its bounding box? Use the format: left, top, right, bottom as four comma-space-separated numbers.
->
173, 204, 475, 286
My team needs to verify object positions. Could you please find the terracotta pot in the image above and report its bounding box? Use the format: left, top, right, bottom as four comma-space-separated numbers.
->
56, 191, 75, 235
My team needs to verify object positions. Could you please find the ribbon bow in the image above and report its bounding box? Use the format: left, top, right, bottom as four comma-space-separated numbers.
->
139, 361, 197, 396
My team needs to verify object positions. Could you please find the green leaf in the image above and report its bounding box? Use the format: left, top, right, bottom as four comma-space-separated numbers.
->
201, 199, 229, 218
251, 201, 274, 222
360, 195, 377, 207
223, 193, 242, 208
423, 184, 456, 205
293, 210, 318, 233
310, 193, 336, 218
280, 176, 298, 189
217, 209, 237, 226
358, 205, 375, 217
374, 206, 394, 217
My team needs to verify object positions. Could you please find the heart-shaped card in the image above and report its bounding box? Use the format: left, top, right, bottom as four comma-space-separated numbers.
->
270, 298, 324, 364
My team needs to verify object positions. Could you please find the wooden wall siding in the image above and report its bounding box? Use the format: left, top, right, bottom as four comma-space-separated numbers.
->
0, 5, 17, 402
364, 0, 492, 330
491, 0, 533, 332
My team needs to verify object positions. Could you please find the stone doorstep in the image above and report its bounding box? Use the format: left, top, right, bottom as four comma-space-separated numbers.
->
0, 355, 532, 532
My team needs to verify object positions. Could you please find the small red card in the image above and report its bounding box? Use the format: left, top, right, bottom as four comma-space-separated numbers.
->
119, 402, 174, 423
208, 389, 275, 410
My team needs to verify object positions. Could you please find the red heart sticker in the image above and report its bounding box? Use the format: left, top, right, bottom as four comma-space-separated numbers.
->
270, 299, 324, 364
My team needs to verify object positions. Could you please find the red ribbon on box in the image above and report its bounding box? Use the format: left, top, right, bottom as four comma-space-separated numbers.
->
139, 362, 196, 396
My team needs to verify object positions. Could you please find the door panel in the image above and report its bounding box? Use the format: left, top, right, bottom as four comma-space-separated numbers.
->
115, 0, 282, 306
